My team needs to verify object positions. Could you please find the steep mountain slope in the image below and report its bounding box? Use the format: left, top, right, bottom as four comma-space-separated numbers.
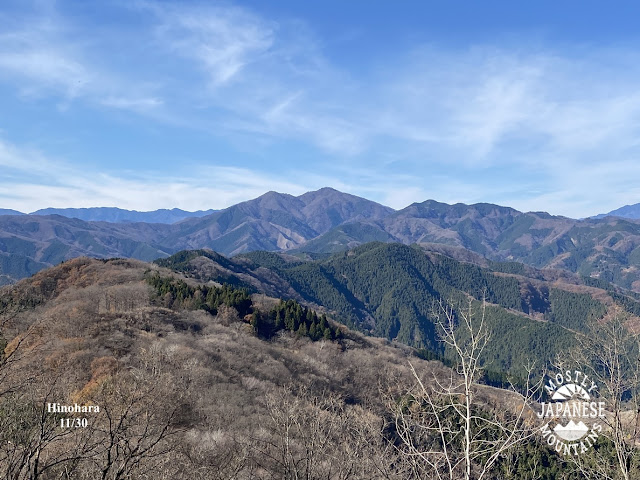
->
0, 214, 173, 284
303, 201, 640, 291
0, 257, 404, 478
297, 200, 526, 255
382, 200, 523, 255
162, 187, 395, 254
30, 207, 217, 223
492, 214, 640, 290
0, 257, 583, 479
158, 243, 639, 379
0, 188, 394, 283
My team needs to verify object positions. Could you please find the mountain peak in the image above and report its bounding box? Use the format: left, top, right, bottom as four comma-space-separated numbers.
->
0, 208, 25, 216
313, 186, 340, 193
397, 199, 521, 219
245, 191, 300, 209
298, 187, 350, 201
298, 187, 394, 210
592, 202, 640, 220
262, 190, 289, 197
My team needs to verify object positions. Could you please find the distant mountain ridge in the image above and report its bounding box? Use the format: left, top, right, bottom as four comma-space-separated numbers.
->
29, 207, 217, 224
0, 214, 173, 285
0, 209, 24, 216
3, 188, 640, 292
592, 203, 640, 220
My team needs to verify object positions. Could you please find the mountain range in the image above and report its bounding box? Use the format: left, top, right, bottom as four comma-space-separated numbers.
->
3, 187, 640, 292
0, 207, 217, 223
6, 199, 640, 223
592, 203, 640, 220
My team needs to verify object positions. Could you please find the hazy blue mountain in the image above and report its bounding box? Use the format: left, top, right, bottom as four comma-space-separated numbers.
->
0, 209, 25, 216
0, 214, 174, 282
30, 207, 216, 224
592, 203, 640, 220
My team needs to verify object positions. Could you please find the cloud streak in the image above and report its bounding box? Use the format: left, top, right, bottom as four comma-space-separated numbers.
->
2, 2, 640, 216
0, 138, 310, 212
0, 7, 162, 113
146, 2, 276, 87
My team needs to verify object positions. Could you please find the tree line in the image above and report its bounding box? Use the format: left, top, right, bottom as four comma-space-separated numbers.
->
146, 273, 342, 342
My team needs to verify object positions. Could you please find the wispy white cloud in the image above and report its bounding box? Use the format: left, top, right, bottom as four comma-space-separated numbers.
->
145, 2, 275, 87
0, 127, 637, 219
0, 9, 162, 113
0, 138, 309, 212
141, 3, 640, 183
5, 1, 640, 164
0, 25, 90, 99
136, 1, 367, 153
0, 136, 59, 174
2, 2, 640, 217
100, 96, 164, 113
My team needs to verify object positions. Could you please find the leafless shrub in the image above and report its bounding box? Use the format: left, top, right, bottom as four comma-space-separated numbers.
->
392, 298, 541, 480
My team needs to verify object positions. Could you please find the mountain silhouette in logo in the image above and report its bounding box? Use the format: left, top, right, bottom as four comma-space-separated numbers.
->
554, 420, 590, 441
552, 383, 590, 401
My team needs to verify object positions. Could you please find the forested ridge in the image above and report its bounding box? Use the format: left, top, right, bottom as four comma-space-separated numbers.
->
153, 242, 640, 379
146, 272, 342, 342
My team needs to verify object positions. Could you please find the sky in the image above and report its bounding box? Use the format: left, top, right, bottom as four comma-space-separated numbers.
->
2, 1, 640, 217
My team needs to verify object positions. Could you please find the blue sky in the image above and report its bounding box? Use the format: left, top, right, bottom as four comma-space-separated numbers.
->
2, 0, 640, 217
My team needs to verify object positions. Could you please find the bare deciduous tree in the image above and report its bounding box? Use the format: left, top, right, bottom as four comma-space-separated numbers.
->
254, 384, 408, 479
89, 372, 185, 480
566, 308, 640, 480
393, 298, 541, 480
